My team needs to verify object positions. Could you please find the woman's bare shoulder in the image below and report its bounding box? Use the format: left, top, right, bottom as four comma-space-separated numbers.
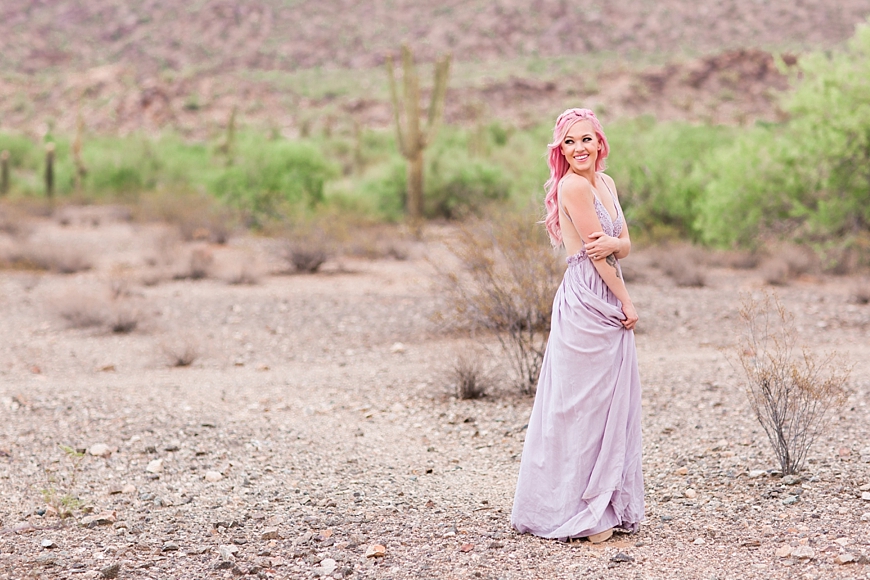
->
560, 173, 594, 199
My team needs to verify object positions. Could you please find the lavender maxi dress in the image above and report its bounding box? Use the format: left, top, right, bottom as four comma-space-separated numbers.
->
511, 184, 645, 539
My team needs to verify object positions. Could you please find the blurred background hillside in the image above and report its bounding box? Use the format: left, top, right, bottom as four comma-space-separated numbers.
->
2, 0, 870, 266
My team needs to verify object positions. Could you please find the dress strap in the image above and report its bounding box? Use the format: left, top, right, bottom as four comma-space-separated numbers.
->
599, 175, 621, 219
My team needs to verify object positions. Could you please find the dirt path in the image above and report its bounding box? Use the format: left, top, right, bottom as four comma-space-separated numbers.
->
1, 218, 870, 579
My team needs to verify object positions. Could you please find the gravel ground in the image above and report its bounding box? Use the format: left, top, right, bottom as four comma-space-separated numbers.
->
1, 212, 870, 579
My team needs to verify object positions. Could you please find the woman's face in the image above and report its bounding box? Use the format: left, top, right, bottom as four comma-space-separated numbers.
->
560, 119, 599, 174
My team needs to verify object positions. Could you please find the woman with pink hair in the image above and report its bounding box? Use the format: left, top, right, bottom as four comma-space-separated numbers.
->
511, 108, 644, 543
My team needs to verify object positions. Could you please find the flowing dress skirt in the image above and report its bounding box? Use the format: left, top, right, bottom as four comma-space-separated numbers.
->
510, 252, 645, 539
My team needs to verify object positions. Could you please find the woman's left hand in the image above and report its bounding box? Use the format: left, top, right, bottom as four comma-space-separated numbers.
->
585, 232, 620, 260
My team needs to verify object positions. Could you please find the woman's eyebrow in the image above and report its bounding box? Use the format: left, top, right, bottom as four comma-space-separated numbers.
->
564, 133, 593, 140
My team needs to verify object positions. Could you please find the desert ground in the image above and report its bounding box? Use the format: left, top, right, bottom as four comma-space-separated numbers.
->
1, 207, 869, 579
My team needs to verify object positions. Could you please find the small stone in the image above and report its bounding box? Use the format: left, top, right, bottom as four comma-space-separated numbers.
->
748, 470, 766, 479
145, 458, 163, 473
40, 539, 56, 549
861, 513, 870, 522
100, 563, 121, 579
835, 553, 856, 565
862, 492, 870, 501
610, 552, 634, 563
204, 471, 223, 482
390, 342, 406, 354
781, 475, 800, 486
112, 521, 128, 530
88, 444, 112, 458
684, 488, 697, 499
261, 528, 282, 540
81, 511, 117, 527
459, 543, 474, 552
121, 484, 136, 494
775, 545, 793, 558
834, 537, 851, 547
162, 541, 179, 552
676, 467, 688, 476
318, 558, 337, 575
218, 544, 239, 561
792, 545, 815, 560
36, 553, 57, 567
365, 544, 386, 558
782, 495, 800, 505
859, 483, 870, 491
693, 537, 705, 545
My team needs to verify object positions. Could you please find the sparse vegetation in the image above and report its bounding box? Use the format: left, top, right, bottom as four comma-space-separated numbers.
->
436, 211, 564, 393
737, 293, 850, 475
56, 290, 106, 329
449, 350, 493, 400
162, 339, 200, 367
40, 444, 85, 519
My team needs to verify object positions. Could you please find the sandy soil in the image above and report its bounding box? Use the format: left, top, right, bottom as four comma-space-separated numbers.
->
1, 210, 870, 579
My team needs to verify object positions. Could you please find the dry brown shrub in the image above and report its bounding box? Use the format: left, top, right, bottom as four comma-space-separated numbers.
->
851, 278, 870, 305
162, 339, 199, 367
223, 263, 261, 285
449, 349, 495, 400
274, 220, 336, 274
173, 245, 215, 280
708, 250, 761, 270
135, 190, 236, 244
738, 293, 850, 475
759, 245, 815, 286
435, 212, 564, 393
649, 243, 707, 287
56, 291, 106, 329
108, 304, 140, 334
7, 240, 93, 274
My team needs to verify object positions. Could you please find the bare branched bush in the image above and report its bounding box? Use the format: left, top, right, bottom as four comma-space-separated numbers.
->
759, 245, 815, 286
449, 350, 494, 400
10, 240, 93, 274
649, 243, 706, 287
108, 304, 140, 334
738, 293, 850, 475
173, 245, 215, 280
435, 213, 564, 393
56, 291, 107, 329
223, 263, 261, 285
851, 278, 870, 305
135, 190, 236, 244
162, 339, 199, 367
283, 240, 328, 273
709, 250, 761, 270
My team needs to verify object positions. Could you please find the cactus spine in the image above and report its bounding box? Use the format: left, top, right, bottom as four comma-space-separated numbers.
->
386, 45, 451, 222
0, 150, 9, 195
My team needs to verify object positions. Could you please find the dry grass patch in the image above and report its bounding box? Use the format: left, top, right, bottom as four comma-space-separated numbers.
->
5, 239, 93, 274
851, 278, 870, 305
134, 190, 237, 244
108, 304, 141, 334
448, 348, 495, 400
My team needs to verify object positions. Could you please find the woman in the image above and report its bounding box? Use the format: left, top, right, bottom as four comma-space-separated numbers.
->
510, 108, 644, 543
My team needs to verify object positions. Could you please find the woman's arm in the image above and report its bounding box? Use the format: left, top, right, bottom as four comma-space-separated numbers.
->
584, 174, 631, 260
561, 175, 638, 330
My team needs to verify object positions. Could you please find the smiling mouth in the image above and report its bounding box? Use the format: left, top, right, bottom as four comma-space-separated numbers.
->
574, 154, 589, 162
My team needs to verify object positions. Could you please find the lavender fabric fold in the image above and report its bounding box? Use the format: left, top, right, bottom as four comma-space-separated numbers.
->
511, 194, 644, 540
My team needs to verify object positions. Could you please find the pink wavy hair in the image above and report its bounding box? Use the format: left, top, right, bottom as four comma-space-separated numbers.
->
543, 108, 610, 247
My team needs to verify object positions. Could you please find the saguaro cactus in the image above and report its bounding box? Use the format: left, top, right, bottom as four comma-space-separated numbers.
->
386, 45, 451, 222
0, 150, 9, 195
45, 143, 55, 199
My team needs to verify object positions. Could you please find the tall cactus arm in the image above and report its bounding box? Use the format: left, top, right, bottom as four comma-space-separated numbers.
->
424, 54, 452, 147
385, 54, 409, 158
401, 44, 423, 156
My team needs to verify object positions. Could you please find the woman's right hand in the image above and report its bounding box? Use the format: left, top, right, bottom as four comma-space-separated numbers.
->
621, 302, 638, 331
